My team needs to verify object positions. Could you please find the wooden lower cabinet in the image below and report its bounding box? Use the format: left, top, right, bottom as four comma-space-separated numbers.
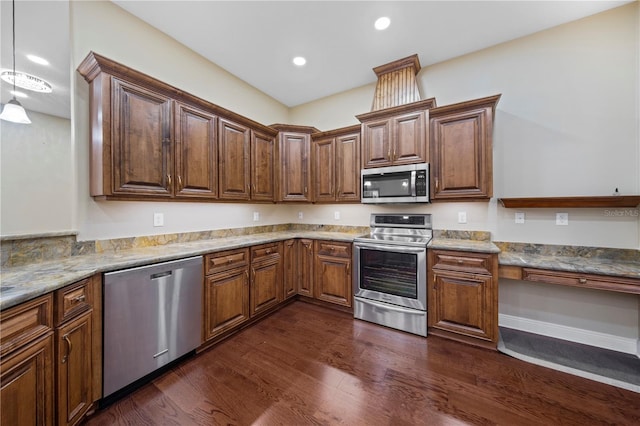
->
282, 239, 298, 299
1, 333, 54, 426
428, 249, 498, 348
56, 311, 92, 426
314, 241, 352, 308
297, 239, 314, 298
250, 243, 283, 317
204, 267, 250, 340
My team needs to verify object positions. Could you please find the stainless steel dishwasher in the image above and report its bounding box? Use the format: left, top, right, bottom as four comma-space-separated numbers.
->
103, 256, 203, 399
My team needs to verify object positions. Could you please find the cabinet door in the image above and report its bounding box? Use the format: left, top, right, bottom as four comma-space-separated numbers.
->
361, 119, 392, 168
251, 131, 276, 201
430, 107, 492, 200
335, 132, 361, 202
57, 312, 92, 426
174, 103, 218, 199
111, 78, 173, 197
205, 268, 249, 341
1, 334, 54, 426
312, 137, 335, 202
429, 270, 495, 342
283, 239, 298, 299
250, 258, 283, 317
298, 239, 314, 297
279, 133, 311, 201
314, 254, 352, 307
392, 110, 427, 166
219, 118, 250, 200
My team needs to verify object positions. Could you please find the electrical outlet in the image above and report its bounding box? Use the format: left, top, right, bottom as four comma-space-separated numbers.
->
298, 211, 304, 220
458, 211, 467, 224
153, 213, 164, 227
253, 211, 260, 222
334, 211, 341, 220
556, 212, 569, 226
515, 212, 525, 224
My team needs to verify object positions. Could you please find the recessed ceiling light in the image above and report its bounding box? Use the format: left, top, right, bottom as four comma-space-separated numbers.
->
293, 56, 306, 66
1, 71, 52, 93
26, 54, 49, 66
10, 90, 28, 98
375, 17, 391, 30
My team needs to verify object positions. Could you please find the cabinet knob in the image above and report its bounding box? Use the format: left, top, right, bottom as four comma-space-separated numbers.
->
266, 248, 272, 254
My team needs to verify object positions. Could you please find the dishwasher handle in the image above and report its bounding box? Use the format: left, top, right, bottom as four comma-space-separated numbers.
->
150, 271, 172, 280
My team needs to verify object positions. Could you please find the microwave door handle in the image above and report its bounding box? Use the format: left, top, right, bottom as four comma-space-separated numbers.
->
411, 171, 417, 196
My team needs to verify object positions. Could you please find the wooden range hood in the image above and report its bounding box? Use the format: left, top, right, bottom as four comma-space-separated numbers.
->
370, 54, 422, 111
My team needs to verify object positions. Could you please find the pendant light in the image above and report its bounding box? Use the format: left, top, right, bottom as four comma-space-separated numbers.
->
0, 0, 31, 124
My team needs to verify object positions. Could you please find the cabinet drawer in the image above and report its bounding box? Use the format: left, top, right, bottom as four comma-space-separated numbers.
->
55, 279, 92, 326
1, 294, 53, 358
251, 242, 281, 263
205, 248, 250, 275
315, 240, 351, 258
430, 250, 492, 274
523, 268, 640, 294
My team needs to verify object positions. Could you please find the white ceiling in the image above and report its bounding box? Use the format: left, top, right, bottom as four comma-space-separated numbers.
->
0, 1, 632, 120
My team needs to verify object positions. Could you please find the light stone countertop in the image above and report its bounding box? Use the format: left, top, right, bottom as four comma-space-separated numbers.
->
0, 231, 362, 311
428, 238, 500, 254
498, 251, 640, 280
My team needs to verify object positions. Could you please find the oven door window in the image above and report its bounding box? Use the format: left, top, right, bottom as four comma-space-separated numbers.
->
362, 172, 412, 198
359, 249, 417, 299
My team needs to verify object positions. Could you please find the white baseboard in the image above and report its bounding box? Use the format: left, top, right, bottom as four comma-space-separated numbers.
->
499, 314, 638, 355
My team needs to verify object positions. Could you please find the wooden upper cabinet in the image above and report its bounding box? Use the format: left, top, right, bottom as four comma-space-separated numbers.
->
312, 137, 335, 202
251, 130, 277, 202
357, 98, 435, 169
311, 125, 361, 203
429, 95, 501, 201
335, 131, 361, 202
112, 78, 173, 197
175, 102, 218, 199
78, 52, 277, 202
219, 118, 250, 200
272, 124, 318, 202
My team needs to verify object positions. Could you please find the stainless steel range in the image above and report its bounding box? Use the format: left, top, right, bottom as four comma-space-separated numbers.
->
353, 213, 432, 336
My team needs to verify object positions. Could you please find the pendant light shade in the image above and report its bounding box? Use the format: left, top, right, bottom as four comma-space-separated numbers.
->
1, 0, 31, 124
0, 98, 31, 124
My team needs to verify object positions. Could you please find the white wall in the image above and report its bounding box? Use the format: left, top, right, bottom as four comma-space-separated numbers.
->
70, 1, 292, 241
0, 111, 73, 236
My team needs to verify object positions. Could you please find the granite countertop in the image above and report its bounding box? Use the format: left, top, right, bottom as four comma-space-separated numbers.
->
428, 238, 500, 254
498, 251, 640, 280
0, 230, 360, 311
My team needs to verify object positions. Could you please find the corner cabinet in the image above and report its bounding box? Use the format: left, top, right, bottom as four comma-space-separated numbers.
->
311, 125, 361, 203
428, 249, 498, 349
272, 124, 318, 202
78, 51, 277, 203
429, 95, 501, 201
356, 98, 435, 169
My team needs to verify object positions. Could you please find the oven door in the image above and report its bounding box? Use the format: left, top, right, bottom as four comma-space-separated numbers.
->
353, 242, 427, 311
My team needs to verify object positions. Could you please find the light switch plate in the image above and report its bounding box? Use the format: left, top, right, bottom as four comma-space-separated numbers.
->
515, 212, 525, 224
253, 211, 260, 222
298, 211, 304, 220
458, 211, 467, 224
556, 212, 569, 226
334, 211, 341, 220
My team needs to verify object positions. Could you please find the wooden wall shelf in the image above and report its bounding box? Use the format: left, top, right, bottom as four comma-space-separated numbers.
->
498, 196, 640, 208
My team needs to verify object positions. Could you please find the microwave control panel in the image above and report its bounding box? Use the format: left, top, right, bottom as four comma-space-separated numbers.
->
415, 171, 427, 196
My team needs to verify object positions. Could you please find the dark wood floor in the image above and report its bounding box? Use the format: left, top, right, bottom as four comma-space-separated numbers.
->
86, 302, 640, 425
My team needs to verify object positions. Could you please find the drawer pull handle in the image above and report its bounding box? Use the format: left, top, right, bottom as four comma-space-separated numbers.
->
227, 258, 233, 264
73, 294, 86, 303
62, 334, 72, 364
579, 278, 587, 284
266, 249, 272, 254
457, 259, 463, 264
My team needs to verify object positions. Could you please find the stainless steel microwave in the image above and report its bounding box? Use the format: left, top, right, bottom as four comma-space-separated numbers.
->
361, 163, 430, 204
